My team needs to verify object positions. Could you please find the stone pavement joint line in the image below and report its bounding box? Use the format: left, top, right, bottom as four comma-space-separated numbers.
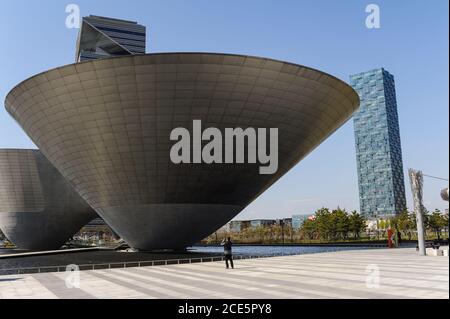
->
0, 248, 448, 299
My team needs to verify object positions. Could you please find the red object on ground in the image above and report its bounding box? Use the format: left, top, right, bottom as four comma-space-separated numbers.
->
387, 228, 394, 248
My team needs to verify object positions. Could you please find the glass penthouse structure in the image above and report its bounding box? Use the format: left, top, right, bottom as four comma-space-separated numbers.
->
350, 68, 406, 218
75, 15, 146, 62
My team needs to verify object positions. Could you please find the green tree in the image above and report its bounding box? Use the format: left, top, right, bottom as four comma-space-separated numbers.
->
348, 211, 366, 239
392, 210, 410, 240
315, 208, 333, 241
301, 218, 317, 240
285, 224, 294, 243
427, 209, 447, 240
255, 226, 265, 243
331, 208, 349, 240
443, 210, 449, 238
404, 211, 417, 240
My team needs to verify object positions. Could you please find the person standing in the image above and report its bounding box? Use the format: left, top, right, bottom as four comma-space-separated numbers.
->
221, 237, 234, 269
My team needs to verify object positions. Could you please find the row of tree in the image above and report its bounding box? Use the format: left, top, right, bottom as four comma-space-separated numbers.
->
204, 208, 368, 244
231, 223, 294, 243
203, 207, 448, 244
300, 208, 366, 241
391, 209, 449, 240
300, 207, 449, 242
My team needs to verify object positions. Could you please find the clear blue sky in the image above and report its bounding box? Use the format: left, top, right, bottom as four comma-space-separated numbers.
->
0, 0, 448, 219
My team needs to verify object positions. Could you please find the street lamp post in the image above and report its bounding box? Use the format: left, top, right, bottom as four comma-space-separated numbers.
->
408, 169, 426, 256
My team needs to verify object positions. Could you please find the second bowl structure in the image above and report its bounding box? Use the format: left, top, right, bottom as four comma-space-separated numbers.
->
0, 149, 96, 250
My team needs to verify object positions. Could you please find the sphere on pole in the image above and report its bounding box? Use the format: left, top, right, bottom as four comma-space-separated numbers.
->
441, 188, 449, 201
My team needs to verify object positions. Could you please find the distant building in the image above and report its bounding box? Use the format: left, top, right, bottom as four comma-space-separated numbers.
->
250, 219, 276, 229
76, 15, 146, 62
292, 214, 310, 230
84, 217, 108, 227
225, 218, 292, 232
227, 220, 251, 232
366, 219, 378, 231
350, 68, 407, 218
278, 218, 292, 227
228, 221, 241, 232
76, 217, 119, 242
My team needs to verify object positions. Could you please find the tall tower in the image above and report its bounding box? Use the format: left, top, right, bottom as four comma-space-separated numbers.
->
350, 68, 406, 218
75, 15, 146, 62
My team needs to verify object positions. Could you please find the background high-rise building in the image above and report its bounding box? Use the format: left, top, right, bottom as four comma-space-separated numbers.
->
75, 15, 146, 62
291, 214, 310, 230
350, 68, 407, 218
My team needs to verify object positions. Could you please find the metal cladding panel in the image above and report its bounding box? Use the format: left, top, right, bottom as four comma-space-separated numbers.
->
0, 149, 96, 250
5, 53, 359, 250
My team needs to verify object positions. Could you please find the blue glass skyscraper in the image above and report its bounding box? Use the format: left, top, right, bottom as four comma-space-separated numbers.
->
350, 68, 406, 218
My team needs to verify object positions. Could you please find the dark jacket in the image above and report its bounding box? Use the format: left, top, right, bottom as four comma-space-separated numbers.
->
222, 240, 232, 255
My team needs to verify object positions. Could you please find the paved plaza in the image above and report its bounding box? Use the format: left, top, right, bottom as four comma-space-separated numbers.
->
0, 247, 448, 299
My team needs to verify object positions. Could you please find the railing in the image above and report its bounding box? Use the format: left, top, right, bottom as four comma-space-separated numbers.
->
0, 251, 317, 276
